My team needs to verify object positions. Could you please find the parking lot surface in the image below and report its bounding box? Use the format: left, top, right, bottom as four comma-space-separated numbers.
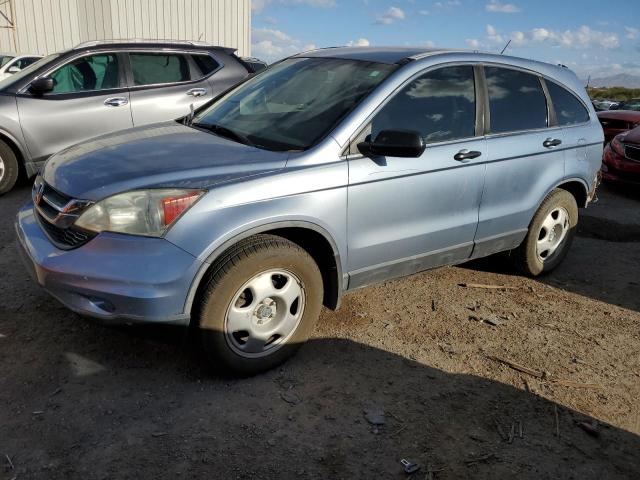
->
1, 182, 639, 479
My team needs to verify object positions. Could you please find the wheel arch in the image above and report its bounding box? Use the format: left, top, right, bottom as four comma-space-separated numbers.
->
554, 178, 589, 208
185, 220, 345, 321
0, 128, 29, 177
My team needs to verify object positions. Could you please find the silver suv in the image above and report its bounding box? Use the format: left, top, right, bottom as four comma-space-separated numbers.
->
0, 40, 260, 194
16, 47, 603, 375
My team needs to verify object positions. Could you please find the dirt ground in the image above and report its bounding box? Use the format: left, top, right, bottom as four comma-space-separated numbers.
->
1, 181, 639, 479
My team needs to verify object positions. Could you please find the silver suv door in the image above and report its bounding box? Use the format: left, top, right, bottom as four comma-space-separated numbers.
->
474, 66, 566, 258
16, 52, 132, 163
127, 51, 219, 126
347, 65, 486, 288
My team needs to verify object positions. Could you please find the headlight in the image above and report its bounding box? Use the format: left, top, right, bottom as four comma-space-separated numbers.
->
610, 135, 625, 156
75, 189, 204, 237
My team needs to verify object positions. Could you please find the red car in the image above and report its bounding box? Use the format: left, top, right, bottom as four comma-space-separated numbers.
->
597, 110, 640, 143
602, 125, 640, 184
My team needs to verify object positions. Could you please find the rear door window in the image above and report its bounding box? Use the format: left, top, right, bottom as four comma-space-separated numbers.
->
129, 52, 190, 86
485, 66, 548, 133
50, 53, 120, 93
546, 80, 589, 125
369, 65, 477, 144
191, 54, 220, 78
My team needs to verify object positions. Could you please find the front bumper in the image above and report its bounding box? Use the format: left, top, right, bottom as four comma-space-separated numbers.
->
15, 201, 203, 324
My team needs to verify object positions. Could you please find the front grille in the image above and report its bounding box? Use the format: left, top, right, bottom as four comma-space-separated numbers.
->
624, 145, 640, 163
36, 211, 95, 249
33, 180, 95, 249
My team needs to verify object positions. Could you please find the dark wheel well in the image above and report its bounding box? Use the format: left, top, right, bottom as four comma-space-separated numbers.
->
557, 181, 588, 208
0, 132, 26, 179
267, 228, 341, 310
192, 228, 342, 320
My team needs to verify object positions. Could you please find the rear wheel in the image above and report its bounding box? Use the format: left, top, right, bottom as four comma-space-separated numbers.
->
511, 189, 578, 276
197, 235, 323, 376
0, 140, 19, 195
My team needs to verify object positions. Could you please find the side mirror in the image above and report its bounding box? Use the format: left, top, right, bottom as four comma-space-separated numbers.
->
7, 65, 20, 74
357, 129, 425, 158
29, 77, 54, 94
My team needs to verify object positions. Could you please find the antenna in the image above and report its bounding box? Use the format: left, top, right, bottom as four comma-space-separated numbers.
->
500, 39, 511, 55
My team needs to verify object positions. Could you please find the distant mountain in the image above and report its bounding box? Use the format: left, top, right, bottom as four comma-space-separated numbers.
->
587, 73, 640, 89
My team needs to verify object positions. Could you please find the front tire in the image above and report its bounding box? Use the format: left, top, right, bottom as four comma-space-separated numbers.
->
0, 140, 19, 195
197, 235, 323, 376
511, 189, 578, 276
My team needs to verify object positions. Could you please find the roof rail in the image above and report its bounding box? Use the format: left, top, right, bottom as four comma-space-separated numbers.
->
72, 39, 222, 49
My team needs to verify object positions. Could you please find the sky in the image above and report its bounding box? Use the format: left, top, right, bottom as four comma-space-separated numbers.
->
250, 0, 640, 80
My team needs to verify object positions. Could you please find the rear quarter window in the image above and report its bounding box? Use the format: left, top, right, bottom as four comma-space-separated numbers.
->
191, 54, 220, 78
546, 80, 589, 126
485, 66, 548, 134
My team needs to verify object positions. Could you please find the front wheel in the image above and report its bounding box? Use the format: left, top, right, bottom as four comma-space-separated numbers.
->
511, 189, 578, 276
197, 235, 323, 376
0, 140, 19, 195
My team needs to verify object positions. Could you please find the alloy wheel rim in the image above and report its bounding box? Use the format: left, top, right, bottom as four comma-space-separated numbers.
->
0, 155, 4, 182
536, 207, 570, 262
224, 269, 306, 358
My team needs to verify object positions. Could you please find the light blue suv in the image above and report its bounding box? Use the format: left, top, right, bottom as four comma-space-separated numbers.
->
16, 47, 603, 374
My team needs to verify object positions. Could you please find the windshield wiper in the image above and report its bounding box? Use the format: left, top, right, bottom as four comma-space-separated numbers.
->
192, 122, 254, 147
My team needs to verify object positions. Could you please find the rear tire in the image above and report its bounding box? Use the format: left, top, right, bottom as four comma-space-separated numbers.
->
197, 234, 323, 376
0, 140, 19, 195
511, 189, 578, 276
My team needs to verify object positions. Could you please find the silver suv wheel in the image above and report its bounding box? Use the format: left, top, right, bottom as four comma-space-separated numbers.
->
536, 206, 569, 262
225, 269, 306, 358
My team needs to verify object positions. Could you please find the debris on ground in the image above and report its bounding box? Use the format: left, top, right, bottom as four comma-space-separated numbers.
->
486, 355, 544, 378
280, 390, 302, 405
458, 283, 518, 290
577, 420, 600, 437
363, 407, 385, 426
465, 453, 498, 466
400, 458, 420, 474
470, 316, 503, 327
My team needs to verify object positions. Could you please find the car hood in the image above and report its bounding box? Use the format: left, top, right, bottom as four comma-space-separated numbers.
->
42, 122, 288, 200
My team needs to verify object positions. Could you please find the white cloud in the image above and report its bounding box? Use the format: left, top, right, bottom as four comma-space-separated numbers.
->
466, 38, 481, 49
418, 10, 430, 15
424, 40, 436, 48
347, 38, 371, 47
253, 0, 336, 13
486, 0, 520, 13
252, 28, 316, 63
472, 24, 620, 50
625, 27, 639, 40
375, 6, 406, 25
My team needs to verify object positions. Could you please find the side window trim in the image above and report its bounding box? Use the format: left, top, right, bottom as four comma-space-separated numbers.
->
344, 62, 483, 157
539, 77, 558, 127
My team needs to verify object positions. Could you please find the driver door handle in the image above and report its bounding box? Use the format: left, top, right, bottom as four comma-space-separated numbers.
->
187, 88, 207, 97
104, 97, 128, 107
454, 149, 482, 162
543, 138, 562, 148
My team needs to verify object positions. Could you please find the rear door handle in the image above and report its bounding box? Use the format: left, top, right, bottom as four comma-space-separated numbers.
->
186, 88, 207, 97
104, 97, 128, 107
454, 149, 482, 162
543, 138, 562, 148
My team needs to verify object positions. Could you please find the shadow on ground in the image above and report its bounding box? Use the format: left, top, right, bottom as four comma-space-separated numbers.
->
463, 183, 640, 314
1, 317, 640, 479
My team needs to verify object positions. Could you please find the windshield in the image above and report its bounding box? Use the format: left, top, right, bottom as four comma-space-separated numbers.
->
193, 57, 396, 151
0, 53, 59, 91
0, 55, 14, 67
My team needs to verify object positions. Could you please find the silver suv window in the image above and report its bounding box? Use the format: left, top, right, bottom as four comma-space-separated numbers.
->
49, 53, 120, 93
485, 66, 548, 134
370, 65, 477, 144
130, 52, 190, 86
